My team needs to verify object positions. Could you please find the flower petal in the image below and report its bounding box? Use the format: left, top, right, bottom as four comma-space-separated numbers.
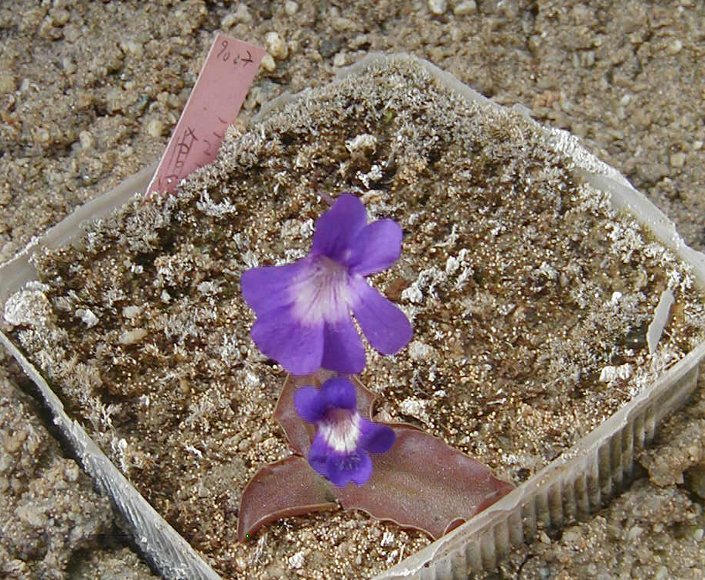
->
308, 434, 331, 479
360, 420, 396, 454
349, 453, 373, 486
241, 260, 308, 315
321, 318, 366, 373
346, 219, 403, 276
294, 386, 327, 423
312, 194, 367, 261
351, 278, 413, 355
321, 377, 356, 411
250, 306, 324, 374
328, 452, 372, 487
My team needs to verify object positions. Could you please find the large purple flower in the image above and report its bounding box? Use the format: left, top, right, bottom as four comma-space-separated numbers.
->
294, 376, 395, 487
241, 194, 412, 375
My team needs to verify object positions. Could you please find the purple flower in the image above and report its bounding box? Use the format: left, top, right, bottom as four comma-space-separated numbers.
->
241, 194, 412, 375
294, 377, 395, 487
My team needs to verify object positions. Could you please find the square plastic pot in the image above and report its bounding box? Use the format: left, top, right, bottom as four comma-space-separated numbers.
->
1, 55, 704, 579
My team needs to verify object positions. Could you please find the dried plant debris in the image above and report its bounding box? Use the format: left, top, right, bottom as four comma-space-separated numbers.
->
4, 57, 705, 577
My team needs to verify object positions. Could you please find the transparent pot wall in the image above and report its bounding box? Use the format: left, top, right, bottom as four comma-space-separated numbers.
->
1, 55, 704, 580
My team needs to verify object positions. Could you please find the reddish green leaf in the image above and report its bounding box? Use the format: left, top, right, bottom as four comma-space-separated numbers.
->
237, 455, 337, 541
337, 424, 514, 539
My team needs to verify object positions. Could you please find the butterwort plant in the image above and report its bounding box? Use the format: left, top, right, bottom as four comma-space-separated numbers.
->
241, 193, 410, 487
237, 195, 514, 537
241, 193, 412, 375
237, 374, 515, 541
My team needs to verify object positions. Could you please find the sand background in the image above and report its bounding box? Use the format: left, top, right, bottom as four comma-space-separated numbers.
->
1, 0, 704, 577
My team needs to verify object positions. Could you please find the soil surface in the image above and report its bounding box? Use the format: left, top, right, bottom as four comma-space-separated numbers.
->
2, 0, 705, 578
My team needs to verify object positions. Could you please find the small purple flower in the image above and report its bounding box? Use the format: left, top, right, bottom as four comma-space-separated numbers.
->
294, 376, 395, 487
241, 194, 412, 375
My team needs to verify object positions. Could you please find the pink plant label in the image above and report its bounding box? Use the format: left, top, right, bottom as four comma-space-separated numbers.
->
146, 34, 265, 195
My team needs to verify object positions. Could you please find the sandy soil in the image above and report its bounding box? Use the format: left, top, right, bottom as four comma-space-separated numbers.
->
1, 0, 704, 577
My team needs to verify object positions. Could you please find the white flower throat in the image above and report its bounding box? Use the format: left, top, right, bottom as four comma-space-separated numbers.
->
319, 410, 361, 454
290, 256, 356, 326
